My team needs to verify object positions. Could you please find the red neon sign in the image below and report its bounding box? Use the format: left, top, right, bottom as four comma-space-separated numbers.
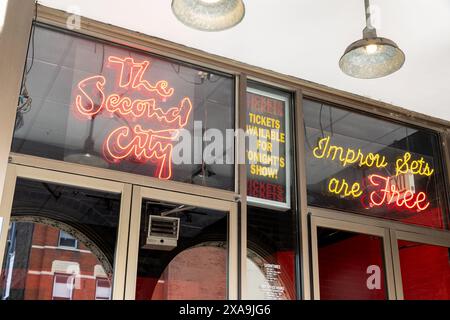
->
103, 126, 179, 179
73, 56, 193, 179
368, 174, 430, 212
108, 56, 174, 97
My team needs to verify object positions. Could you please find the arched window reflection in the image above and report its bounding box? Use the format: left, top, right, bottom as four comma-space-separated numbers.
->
1, 221, 112, 300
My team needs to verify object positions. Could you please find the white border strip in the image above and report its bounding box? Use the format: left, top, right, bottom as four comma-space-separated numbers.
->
31, 245, 92, 254
28, 270, 97, 280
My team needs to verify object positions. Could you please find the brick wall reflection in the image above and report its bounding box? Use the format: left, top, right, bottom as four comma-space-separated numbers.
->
1, 223, 111, 300
137, 246, 227, 300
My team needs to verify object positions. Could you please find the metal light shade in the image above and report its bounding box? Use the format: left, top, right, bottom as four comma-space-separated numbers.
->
339, 37, 405, 79
172, 0, 245, 31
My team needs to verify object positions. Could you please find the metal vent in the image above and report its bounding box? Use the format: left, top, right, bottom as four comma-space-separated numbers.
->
143, 215, 180, 251
149, 216, 179, 238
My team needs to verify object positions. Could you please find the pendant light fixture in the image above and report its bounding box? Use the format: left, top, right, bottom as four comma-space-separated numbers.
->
172, 0, 245, 31
339, 0, 405, 79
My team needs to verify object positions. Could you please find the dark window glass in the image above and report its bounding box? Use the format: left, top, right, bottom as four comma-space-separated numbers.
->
135, 200, 228, 300
246, 206, 298, 300
58, 231, 77, 248
245, 83, 298, 300
0, 178, 119, 300
13, 25, 235, 190
304, 99, 448, 230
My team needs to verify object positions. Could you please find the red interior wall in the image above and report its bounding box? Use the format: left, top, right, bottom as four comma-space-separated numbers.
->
402, 207, 445, 229
274, 251, 296, 299
318, 234, 386, 300
398, 240, 450, 300
318, 233, 450, 300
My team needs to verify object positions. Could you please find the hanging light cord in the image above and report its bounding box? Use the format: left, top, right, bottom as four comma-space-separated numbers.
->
16, 2, 38, 130
25, 2, 37, 75
364, 0, 371, 27
363, 0, 377, 38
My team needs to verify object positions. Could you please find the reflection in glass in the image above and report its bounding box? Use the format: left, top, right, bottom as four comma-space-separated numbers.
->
13, 25, 235, 190
135, 200, 228, 300
245, 83, 298, 300
398, 240, 450, 300
317, 227, 387, 300
245, 206, 297, 300
0, 178, 120, 300
246, 248, 293, 300
304, 99, 448, 230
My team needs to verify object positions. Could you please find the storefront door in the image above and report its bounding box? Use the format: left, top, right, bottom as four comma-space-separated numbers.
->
390, 231, 450, 299
0, 164, 132, 300
0, 163, 238, 300
310, 212, 396, 300
124, 186, 238, 300
309, 207, 450, 300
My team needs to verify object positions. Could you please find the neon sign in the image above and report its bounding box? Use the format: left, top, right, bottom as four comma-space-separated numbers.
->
103, 126, 179, 179
73, 56, 193, 179
368, 174, 430, 211
313, 136, 388, 168
395, 152, 434, 177
327, 175, 430, 212
328, 178, 363, 198
314, 136, 434, 213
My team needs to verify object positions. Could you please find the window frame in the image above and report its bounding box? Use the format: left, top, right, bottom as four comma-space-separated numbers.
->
52, 273, 75, 301
309, 206, 450, 299
0, 3, 449, 302
13, 22, 237, 194
309, 213, 396, 300
390, 229, 450, 299
95, 277, 112, 300
302, 96, 450, 231
58, 230, 78, 250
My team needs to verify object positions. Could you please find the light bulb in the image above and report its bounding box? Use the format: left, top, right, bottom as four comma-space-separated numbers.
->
339, 0, 405, 78
365, 44, 378, 54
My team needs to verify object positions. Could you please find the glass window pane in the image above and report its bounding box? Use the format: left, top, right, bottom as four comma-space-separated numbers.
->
53, 274, 73, 300
14, 25, 235, 190
397, 240, 450, 300
317, 227, 387, 300
0, 178, 119, 300
245, 83, 298, 300
245, 206, 297, 300
135, 200, 228, 300
246, 85, 291, 208
95, 278, 112, 300
58, 231, 77, 248
304, 99, 448, 230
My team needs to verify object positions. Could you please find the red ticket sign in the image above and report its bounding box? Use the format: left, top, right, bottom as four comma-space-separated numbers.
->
73, 56, 193, 179
246, 89, 290, 209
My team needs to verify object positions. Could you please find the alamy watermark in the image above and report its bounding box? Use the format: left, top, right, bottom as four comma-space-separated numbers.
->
66, 5, 81, 30
366, 265, 382, 290
168, 122, 283, 167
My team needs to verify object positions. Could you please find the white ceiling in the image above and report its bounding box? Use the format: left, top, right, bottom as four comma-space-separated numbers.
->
39, 0, 450, 122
